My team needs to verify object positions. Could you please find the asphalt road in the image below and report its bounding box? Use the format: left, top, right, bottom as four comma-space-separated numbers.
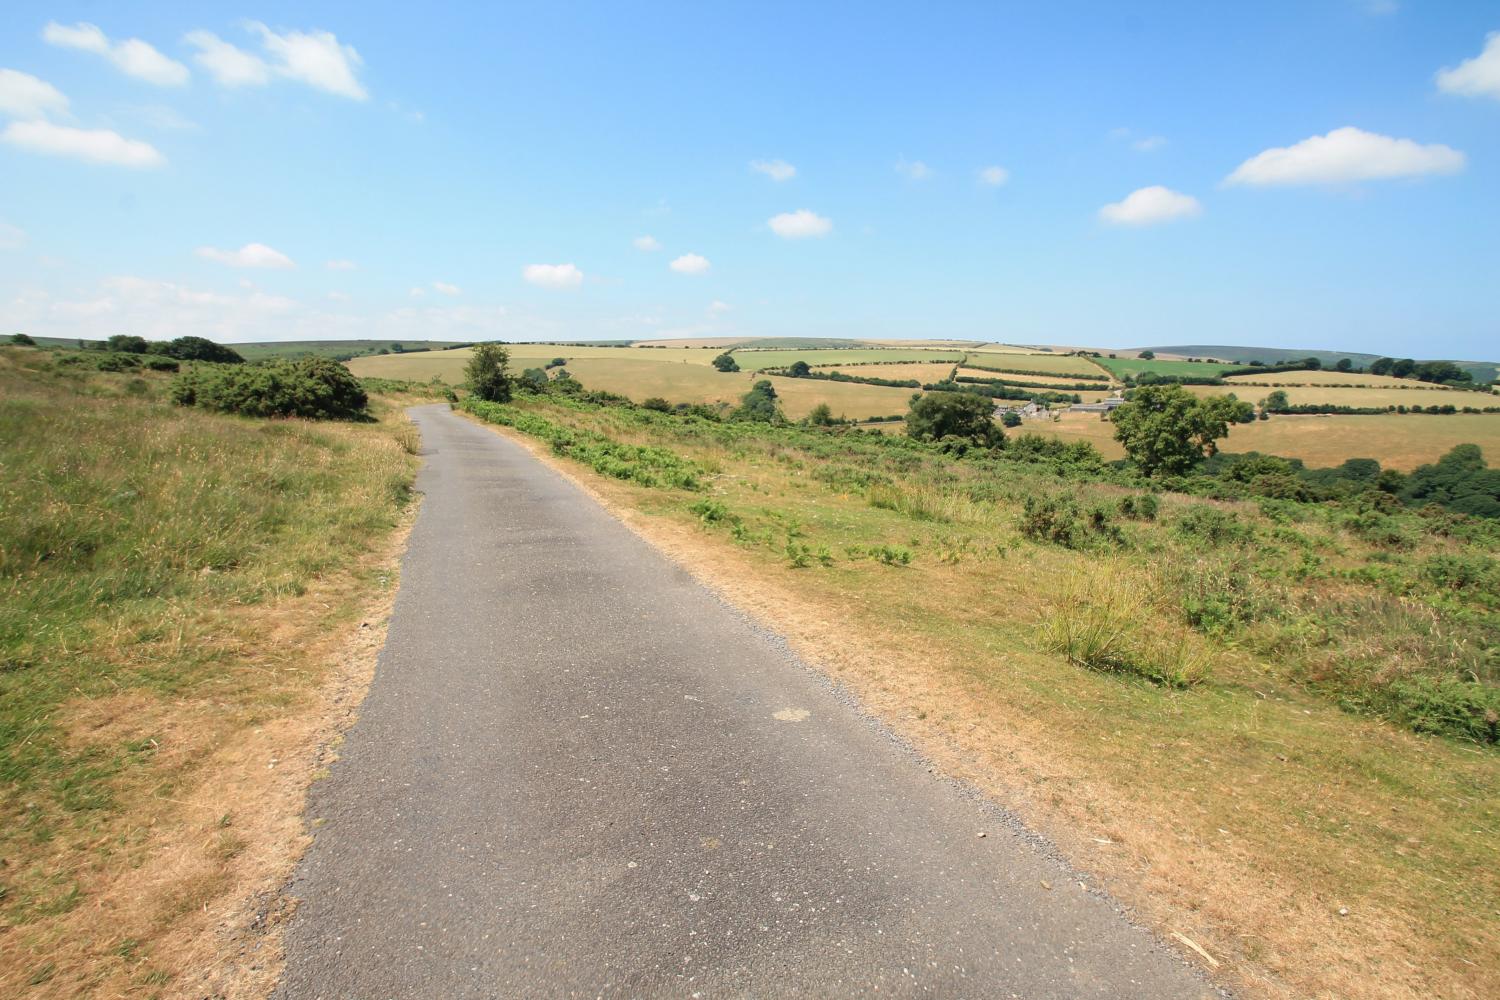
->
276, 403, 1214, 999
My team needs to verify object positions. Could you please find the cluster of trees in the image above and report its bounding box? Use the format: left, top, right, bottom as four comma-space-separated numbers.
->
925, 380, 1082, 405
86, 334, 246, 363
1111, 385, 1253, 476
905, 391, 1004, 449
1370, 357, 1474, 385
712, 352, 740, 372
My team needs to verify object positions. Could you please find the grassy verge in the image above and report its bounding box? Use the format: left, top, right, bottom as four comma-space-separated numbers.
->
0, 348, 422, 996
462, 391, 1499, 1000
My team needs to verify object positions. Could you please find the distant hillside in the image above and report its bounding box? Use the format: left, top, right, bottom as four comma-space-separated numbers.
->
1147, 345, 1498, 384
228, 339, 469, 361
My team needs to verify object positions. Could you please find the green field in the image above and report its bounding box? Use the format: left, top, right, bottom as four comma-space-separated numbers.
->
962, 351, 1108, 377
731, 348, 967, 369
1094, 356, 1250, 379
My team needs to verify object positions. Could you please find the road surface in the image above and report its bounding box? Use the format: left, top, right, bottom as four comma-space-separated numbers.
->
276, 403, 1214, 999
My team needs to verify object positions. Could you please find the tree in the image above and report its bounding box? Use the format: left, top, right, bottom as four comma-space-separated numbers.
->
1371, 357, 1395, 376
391, 343, 405, 353
518, 367, 549, 391
163, 336, 244, 363
107, 334, 149, 354
548, 357, 567, 368
712, 352, 739, 372
9, 333, 36, 345
1335, 358, 1353, 372
1111, 383, 1238, 476
788, 360, 811, 377
1262, 390, 1290, 413
1001, 410, 1022, 428
1392, 358, 1416, 378
1302, 356, 1322, 370
1138, 350, 1155, 360
465, 343, 513, 402
905, 391, 1003, 447
1413, 361, 1470, 385
734, 379, 781, 422
805, 402, 835, 425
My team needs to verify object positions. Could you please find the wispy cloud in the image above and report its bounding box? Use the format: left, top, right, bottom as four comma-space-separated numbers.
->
184, 23, 367, 99
2, 120, 164, 168
750, 158, 796, 181
633, 235, 661, 251
43, 22, 189, 86
896, 158, 932, 180
978, 165, 1010, 186
196, 242, 296, 268
0, 69, 69, 120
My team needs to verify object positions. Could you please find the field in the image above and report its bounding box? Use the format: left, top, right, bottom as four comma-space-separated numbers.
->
1223, 370, 1476, 390
731, 348, 966, 369
956, 366, 1103, 387
0, 348, 420, 996
1187, 384, 1484, 410
962, 351, 1108, 377
1030, 410, 1500, 470
456, 390, 1500, 1000
1094, 356, 1249, 379
815, 362, 958, 382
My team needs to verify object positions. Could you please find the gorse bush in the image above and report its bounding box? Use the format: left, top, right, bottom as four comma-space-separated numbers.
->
1174, 505, 1252, 545
1020, 494, 1122, 549
170, 357, 368, 419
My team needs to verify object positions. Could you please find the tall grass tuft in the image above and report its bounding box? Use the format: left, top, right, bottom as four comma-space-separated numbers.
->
1038, 563, 1210, 687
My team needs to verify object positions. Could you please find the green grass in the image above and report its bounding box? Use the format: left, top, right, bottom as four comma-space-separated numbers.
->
1094, 356, 1250, 378
0, 347, 416, 970
962, 351, 1108, 377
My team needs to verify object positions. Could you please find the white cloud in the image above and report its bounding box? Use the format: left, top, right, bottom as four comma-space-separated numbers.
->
184, 23, 367, 98
750, 158, 796, 181
633, 235, 661, 251
1, 120, 164, 168
896, 159, 932, 180
196, 242, 296, 269
183, 30, 270, 87
432, 281, 461, 296
1226, 127, 1465, 186
1099, 186, 1202, 226
523, 263, 584, 289
325, 259, 357, 271
14, 275, 299, 341
43, 22, 189, 86
768, 209, 833, 239
1132, 136, 1167, 152
1436, 32, 1500, 101
978, 165, 1009, 186
669, 253, 711, 275
707, 300, 732, 314
0, 69, 69, 120
0, 222, 25, 251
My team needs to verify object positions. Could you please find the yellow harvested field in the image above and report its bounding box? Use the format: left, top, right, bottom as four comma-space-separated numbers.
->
963, 351, 1108, 377
348, 345, 718, 382
814, 362, 956, 382
1187, 384, 1491, 410
1022, 411, 1500, 470
767, 375, 922, 420
1223, 370, 1466, 390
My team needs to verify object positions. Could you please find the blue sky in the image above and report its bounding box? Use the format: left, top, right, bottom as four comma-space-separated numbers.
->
2, 2, 1497, 358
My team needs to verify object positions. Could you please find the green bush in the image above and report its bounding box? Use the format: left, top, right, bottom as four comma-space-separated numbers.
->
1174, 505, 1251, 545
170, 358, 368, 419
1020, 495, 1122, 548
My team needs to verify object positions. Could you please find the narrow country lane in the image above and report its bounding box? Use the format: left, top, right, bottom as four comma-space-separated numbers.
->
275, 403, 1214, 999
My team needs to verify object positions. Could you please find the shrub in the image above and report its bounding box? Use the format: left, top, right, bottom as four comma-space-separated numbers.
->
712, 352, 739, 372
170, 358, 368, 419
1020, 495, 1122, 548
9, 333, 36, 346
1117, 493, 1158, 520
1174, 505, 1251, 545
1172, 556, 1271, 636
642, 397, 672, 412
465, 343, 514, 402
